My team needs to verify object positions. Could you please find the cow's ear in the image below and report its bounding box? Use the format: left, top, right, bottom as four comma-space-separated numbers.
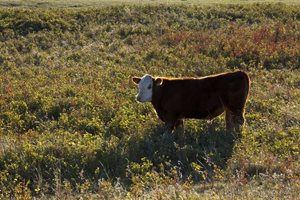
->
132, 77, 141, 85
155, 78, 163, 86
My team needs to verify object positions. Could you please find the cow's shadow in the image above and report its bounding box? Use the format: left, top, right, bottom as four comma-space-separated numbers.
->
136, 118, 239, 174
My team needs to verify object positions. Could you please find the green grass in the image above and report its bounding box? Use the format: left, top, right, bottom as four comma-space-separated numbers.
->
0, 3, 300, 199
0, 0, 300, 9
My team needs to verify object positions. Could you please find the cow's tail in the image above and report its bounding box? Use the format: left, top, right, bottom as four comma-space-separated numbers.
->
245, 71, 251, 96
240, 70, 250, 97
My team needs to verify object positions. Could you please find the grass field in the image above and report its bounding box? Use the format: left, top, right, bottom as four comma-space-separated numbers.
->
0, 0, 300, 9
0, 2, 300, 199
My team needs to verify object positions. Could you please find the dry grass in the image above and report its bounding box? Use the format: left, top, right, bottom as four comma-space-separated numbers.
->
0, 0, 300, 9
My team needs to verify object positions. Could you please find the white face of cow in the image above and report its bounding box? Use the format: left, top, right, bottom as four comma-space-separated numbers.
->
135, 74, 153, 103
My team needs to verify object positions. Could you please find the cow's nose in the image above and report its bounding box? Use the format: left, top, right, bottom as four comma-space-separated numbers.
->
136, 96, 142, 102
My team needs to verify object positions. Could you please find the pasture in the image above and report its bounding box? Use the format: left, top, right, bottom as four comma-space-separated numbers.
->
0, 0, 300, 9
0, 2, 300, 199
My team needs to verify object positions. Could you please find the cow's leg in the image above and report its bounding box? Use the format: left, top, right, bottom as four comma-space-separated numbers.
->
164, 114, 181, 131
225, 109, 234, 130
164, 119, 184, 134
174, 119, 185, 129
169, 120, 180, 131
227, 108, 245, 131
176, 119, 185, 139
231, 109, 245, 126
164, 121, 176, 131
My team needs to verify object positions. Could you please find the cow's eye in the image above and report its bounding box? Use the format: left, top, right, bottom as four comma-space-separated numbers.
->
147, 84, 152, 89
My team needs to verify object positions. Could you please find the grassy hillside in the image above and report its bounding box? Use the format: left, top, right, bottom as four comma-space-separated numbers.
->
0, 0, 300, 9
0, 3, 300, 199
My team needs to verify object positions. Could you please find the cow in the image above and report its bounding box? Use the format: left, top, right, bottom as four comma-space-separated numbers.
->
132, 70, 250, 131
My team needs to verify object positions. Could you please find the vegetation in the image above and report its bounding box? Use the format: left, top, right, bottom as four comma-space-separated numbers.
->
1, 0, 300, 9
0, 3, 300, 199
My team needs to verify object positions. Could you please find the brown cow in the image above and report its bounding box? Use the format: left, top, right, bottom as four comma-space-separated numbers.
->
132, 70, 250, 130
